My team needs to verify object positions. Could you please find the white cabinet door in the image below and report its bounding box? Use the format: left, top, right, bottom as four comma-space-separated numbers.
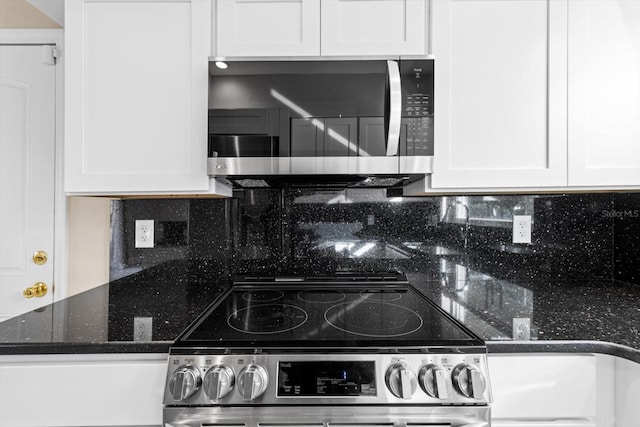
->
489, 354, 598, 423
568, 0, 640, 186
0, 354, 166, 426
65, 0, 211, 194
320, 0, 427, 56
215, 0, 321, 57
0, 45, 56, 320
431, 0, 568, 188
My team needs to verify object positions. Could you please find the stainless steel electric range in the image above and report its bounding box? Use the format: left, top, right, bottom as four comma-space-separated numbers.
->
163, 273, 492, 426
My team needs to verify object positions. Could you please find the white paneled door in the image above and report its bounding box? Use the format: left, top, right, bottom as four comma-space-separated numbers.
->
431, 0, 568, 188
0, 45, 56, 321
64, 0, 212, 194
215, 0, 321, 56
320, 0, 427, 56
568, 0, 640, 186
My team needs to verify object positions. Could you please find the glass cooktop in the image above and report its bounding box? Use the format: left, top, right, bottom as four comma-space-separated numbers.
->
175, 274, 484, 349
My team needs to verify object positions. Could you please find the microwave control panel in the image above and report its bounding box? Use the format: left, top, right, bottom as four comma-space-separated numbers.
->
401, 60, 434, 156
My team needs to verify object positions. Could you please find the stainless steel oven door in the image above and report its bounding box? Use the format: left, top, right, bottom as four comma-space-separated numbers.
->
164, 405, 491, 427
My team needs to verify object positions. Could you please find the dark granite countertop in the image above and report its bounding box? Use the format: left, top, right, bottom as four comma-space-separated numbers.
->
0, 262, 230, 355
1, 260, 639, 363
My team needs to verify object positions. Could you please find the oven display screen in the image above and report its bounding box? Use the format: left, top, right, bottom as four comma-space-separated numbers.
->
277, 361, 376, 397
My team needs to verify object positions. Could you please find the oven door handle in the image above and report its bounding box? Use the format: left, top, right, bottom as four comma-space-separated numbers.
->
384, 60, 402, 156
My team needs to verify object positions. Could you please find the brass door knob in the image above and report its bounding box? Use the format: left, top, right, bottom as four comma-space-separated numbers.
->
32, 251, 48, 265
24, 282, 48, 298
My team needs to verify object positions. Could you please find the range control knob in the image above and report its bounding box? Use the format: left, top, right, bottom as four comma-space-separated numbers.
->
452, 363, 486, 399
237, 364, 268, 401
419, 364, 449, 399
385, 362, 418, 399
203, 365, 235, 401
169, 365, 202, 401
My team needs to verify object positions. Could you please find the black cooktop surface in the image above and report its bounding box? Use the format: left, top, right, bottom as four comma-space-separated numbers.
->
175, 273, 484, 349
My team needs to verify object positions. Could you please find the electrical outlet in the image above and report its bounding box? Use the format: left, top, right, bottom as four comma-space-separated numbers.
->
512, 215, 532, 244
133, 317, 153, 341
135, 220, 154, 248
367, 214, 375, 225
512, 317, 531, 341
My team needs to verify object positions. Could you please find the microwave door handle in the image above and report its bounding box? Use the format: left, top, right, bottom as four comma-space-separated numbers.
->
384, 60, 402, 156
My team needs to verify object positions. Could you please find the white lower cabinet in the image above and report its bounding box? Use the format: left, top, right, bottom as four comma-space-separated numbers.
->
613, 355, 640, 427
493, 423, 595, 427
0, 353, 166, 427
1, 352, 638, 426
488, 353, 622, 427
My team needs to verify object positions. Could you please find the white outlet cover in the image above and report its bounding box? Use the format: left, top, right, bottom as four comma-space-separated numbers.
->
512, 317, 531, 341
512, 215, 532, 244
133, 317, 153, 341
135, 219, 154, 248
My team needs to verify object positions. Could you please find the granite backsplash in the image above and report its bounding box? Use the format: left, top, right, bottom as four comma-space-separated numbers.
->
110, 190, 639, 285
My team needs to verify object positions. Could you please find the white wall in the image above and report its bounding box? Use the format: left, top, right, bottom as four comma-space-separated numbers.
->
0, 0, 61, 28
66, 196, 112, 296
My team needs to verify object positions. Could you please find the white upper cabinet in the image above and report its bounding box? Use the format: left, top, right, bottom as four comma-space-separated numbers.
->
213, 0, 428, 57
430, 0, 568, 189
65, 0, 222, 195
215, 0, 321, 56
320, 0, 426, 56
568, 0, 640, 186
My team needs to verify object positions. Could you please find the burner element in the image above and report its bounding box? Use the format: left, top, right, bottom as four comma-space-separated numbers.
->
228, 304, 308, 334
242, 290, 284, 303
324, 302, 423, 337
297, 291, 347, 304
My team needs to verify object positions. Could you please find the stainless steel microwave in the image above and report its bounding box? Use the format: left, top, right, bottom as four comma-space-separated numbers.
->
207, 58, 433, 187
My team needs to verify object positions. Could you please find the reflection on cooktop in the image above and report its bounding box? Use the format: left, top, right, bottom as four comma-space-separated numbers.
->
359, 290, 402, 302
324, 301, 423, 337
297, 291, 347, 304
242, 290, 284, 303
228, 304, 308, 334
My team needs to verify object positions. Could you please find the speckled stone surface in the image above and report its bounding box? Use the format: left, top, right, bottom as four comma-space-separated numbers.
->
3, 189, 638, 361
1, 260, 639, 363
109, 191, 636, 284
0, 261, 230, 354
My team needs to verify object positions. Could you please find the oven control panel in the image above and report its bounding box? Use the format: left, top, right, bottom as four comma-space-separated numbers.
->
164, 353, 492, 406
278, 360, 377, 397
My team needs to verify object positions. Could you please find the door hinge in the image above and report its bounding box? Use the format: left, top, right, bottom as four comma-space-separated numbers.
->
42, 45, 58, 65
